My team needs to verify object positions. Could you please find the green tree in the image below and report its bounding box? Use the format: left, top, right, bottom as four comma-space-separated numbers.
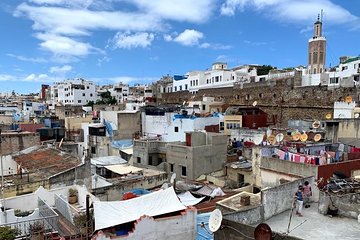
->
256, 65, 277, 76
96, 91, 118, 105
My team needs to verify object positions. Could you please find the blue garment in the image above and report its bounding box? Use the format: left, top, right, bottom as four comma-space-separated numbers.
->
296, 191, 303, 201
284, 152, 289, 161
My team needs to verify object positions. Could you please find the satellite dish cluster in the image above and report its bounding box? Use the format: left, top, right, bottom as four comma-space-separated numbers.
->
249, 119, 322, 146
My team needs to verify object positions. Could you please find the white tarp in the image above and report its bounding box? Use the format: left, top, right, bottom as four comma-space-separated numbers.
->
178, 191, 205, 206
104, 164, 142, 175
93, 187, 186, 231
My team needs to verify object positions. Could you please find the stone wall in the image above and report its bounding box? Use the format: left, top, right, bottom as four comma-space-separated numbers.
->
0, 132, 40, 155
161, 78, 360, 127
318, 192, 360, 219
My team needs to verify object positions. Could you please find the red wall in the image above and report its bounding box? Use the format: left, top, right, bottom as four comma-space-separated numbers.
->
19, 124, 45, 133
348, 152, 360, 160
317, 160, 360, 187
242, 114, 268, 129
204, 124, 219, 133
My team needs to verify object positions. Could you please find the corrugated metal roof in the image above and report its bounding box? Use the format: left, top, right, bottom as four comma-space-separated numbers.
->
196, 212, 213, 240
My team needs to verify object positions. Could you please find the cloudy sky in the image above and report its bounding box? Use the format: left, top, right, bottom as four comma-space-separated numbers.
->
0, 0, 359, 93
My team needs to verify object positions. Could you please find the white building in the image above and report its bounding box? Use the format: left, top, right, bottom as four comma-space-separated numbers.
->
52, 78, 97, 105
97, 83, 129, 103
22, 101, 46, 117
141, 109, 221, 142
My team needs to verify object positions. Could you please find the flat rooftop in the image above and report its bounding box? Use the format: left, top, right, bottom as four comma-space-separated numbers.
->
265, 206, 360, 240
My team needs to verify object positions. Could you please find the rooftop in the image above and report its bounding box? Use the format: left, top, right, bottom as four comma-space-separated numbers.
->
264, 207, 360, 240
13, 146, 81, 181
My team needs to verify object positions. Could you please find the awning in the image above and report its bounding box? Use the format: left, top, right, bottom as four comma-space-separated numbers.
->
104, 164, 142, 175
178, 191, 205, 206
120, 148, 133, 155
94, 187, 186, 231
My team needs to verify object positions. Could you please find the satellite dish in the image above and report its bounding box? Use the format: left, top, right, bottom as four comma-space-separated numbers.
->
312, 120, 320, 129
275, 133, 284, 142
314, 133, 321, 142
300, 133, 308, 142
170, 173, 177, 184
325, 113, 332, 119
253, 134, 264, 145
345, 96, 352, 103
354, 113, 360, 118
266, 128, 272, 137
267, 135, 276, 145
252, 101, 258, 107
254, 223, 272, 240
292, 132, 301, 141
209, 209, 222, 232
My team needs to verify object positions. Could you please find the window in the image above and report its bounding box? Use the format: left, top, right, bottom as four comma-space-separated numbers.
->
245, 94, 250, 100
78, 100, 82, 103
259, 93, 264, 98
91, 146, 96, 154
137, 157, 141, 163
185, 84, 188, 90
238, 173, 245, 184
330, 77, 339, 84
174, 86, 177, 91
87, 86, 89, 89
170, 163, 174, 172
181, 166, 187, 177
148, 156, 153, 165
215, 76, 219, 82
174, 126, 179, 132
82, 93, 85, 96
90, 93, 93, 97
179, 86, 182, 91
196, 80, 198, 85
202, 105, 206, 111
220, 122, 224, 131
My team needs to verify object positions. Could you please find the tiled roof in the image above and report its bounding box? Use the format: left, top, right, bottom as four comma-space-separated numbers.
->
14, 147, 81, 179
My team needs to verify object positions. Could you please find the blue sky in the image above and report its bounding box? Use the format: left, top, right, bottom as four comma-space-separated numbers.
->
0, 0, 359, 94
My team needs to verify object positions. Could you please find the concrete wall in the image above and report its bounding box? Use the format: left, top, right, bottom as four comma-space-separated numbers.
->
0, 132, 40, 155
318, 192, 360, 219
214, 218, 301, 240
260, 157, 317, 187
0, 155, 18, 176
261, 177, 315, 220
222, 206, 263, 225
65, 116, 93, 130
93, 208, 196, 240
166, 133, 227, 180
91, 172, 167, 201
117, 111, 140, 139
226, 167, 253, 187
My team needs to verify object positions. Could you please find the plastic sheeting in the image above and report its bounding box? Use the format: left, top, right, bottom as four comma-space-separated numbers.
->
178, 191, 205, 206
94, 187, 186, 231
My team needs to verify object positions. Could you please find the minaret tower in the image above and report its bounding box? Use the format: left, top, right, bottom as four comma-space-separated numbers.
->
308, 13, 326, 74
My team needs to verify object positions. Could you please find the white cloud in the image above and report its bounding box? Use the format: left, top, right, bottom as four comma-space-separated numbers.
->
128, 0, 214, 23
220, 0, 358, 25
173, 29, 203, 46
200, 42, 232, 50
35, 33, 103, 60
91, 76, 158, 85
7, 53, 47, 63
163, 34, 173, 42
49, 65, 72, 74
243, 40, 267, 46
29, 0, 94, 8
0, 73, 55, 82
0, 74, 16, 81
97, 56, 110, 66
110, 32, 155, 49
